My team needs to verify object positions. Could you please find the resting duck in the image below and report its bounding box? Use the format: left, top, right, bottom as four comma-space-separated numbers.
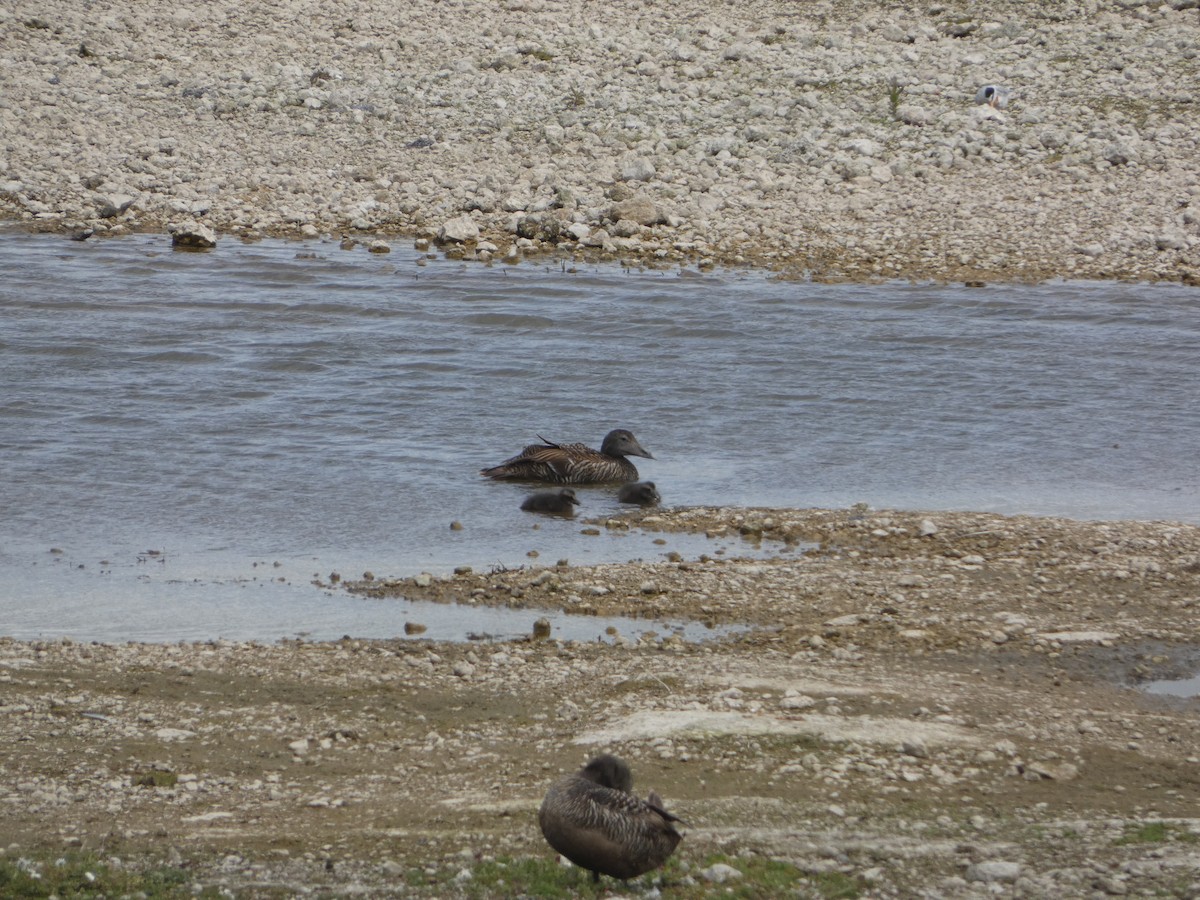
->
617, 481, 661, 507
538, 754, 683, 884
520, 488, 581, 515
481, 429, 653, 484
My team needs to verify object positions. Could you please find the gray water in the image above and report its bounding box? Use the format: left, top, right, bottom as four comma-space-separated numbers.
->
2, 231, 1197, 643
1144, 675, 1200, 699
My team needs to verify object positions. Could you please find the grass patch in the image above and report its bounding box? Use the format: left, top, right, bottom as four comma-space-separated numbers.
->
133, 770, 178, 788
451, 853, 861, 898
0, 853, 201, 898
1116, 821, 1200, 846
886, 77, 904, 119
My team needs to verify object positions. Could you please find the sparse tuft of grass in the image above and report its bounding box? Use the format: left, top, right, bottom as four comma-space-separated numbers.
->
451, 853, 862, 898
886, 76, 905, 119
521, 47, 555, 62
1116, 821, 1200, 845
0, 852, 199, 898
133, 769, 178, 788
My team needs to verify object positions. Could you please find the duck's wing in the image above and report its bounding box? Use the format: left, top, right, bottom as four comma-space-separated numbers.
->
646, 790, 685, 825
481, 441, 606, 482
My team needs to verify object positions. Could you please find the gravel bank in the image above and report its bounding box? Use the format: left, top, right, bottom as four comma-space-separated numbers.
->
3, 508, 1199, 896
3, 0, 1199, 281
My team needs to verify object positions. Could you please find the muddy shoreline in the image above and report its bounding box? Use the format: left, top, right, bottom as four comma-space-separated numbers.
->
2, 507, 1198, 896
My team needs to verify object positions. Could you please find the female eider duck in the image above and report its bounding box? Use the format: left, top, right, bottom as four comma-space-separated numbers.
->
481, 429, 653, 484
520, 488, 580, 515
617, 481, 661, 507
539, 754, 682, 884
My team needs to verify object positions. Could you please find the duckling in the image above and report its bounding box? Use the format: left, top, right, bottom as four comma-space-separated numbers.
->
617, 481, 661, 507
520, 488, 581, 515
538, 754, 682, 884
482, 429, 653, 484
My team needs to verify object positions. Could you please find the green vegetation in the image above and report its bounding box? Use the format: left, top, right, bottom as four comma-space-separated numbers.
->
1116, 821, 1200, 846
0, 853, 200, 898
521, 47, 556, 62
0, 850, 866, 898
886, 77, 904, 119
451, 853, 861, 898
133, 769, 179, 788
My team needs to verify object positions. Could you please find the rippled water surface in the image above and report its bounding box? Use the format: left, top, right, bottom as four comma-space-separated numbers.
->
2, 231, 1197, 641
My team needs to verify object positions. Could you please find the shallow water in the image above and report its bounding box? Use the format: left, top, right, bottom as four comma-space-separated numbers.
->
2, 231, 1197, 642
1143, 674, 1200, 699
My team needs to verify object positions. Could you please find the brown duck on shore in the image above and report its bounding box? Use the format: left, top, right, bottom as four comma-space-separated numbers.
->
520, 488, 581, 515
538, 754, 683, 884
481, 429, 653, 484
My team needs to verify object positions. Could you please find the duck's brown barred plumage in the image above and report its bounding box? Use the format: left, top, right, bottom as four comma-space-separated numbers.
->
481, 429, 653, 484
538, 754, 682, 883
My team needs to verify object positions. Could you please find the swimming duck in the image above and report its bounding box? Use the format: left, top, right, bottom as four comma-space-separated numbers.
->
520, 488, 581, 515
538, 754, 683, 884
617, 481, 662, 507
481, 429, 653, 484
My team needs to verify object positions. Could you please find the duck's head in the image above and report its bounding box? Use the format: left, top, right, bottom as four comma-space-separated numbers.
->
618, 481, 661, 506
601, 429, 654, 460
559, 488, 581, 506
580, 754, 633, 792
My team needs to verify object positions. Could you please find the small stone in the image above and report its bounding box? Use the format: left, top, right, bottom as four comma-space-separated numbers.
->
404, 622, 427, 635
609, 195, 664, 226
896, 104, 931, 126
825, 614, 865, 628
966, 861, 1021, 883
438, 215, 479, 243
532, 618, 552, 639
96, 193, 135, 218
619, 155, 656, 182
918, 519, 938, 536
698, 863, 742, 884
452, 662, 475, 678
780, 693, 816, 710
414, 573, 433, 587
449, 521, 463, 531
367, 240, 391, 254
154, 727, 195, 742
901, 739, 929, 758
169, 222, 217, 250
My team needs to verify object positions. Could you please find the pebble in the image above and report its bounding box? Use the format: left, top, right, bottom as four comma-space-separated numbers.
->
965, 861, 1022, 884
168, 222, 217, 250
698, 863, 743, 883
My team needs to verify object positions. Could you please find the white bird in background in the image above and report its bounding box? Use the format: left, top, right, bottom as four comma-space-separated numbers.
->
974, 84, 1012, 110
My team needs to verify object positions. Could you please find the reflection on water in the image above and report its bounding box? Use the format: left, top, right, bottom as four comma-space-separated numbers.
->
1, 229, 1198, 642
